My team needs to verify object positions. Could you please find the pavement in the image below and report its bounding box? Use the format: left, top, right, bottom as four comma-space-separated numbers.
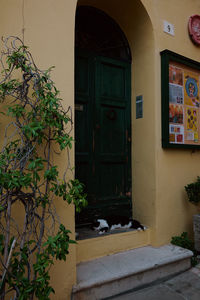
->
110, 264, 200, 300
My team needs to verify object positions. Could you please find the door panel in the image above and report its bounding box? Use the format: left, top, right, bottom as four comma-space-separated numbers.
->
101, 62, 126, 98
75, 53, 95, 204
75, 52, 131, 225
99, 163, 125, 198
75, 56, 90, 95
100, 106, 126, 154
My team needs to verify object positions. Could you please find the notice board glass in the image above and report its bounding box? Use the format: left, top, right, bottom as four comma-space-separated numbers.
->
161, 50, 200, 149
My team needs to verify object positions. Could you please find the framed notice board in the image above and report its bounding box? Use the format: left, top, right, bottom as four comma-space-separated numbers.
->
161, 50, 200, 149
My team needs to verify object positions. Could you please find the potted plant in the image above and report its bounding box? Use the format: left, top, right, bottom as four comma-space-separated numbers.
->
185, 177, 200, 251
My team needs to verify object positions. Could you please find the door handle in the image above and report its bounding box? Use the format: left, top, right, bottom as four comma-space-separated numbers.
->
107, 109, 117, 120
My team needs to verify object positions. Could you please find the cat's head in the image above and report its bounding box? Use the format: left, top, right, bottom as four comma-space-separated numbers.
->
91, 219, 109, 231
91, 220, 101, 231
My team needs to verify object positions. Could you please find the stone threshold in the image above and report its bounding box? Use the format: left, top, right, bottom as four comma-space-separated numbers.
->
72, 245, 193, 300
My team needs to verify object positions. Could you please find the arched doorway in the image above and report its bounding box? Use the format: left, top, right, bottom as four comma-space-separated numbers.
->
75, 6, 132, 225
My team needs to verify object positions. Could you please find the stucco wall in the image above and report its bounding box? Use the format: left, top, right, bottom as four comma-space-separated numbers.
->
1, 0, 200, 299
141, 0, 200, 245
0, 0, 77, 298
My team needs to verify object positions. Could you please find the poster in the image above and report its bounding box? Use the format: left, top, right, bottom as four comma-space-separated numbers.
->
184, 71, 200, 107
169, 124, 184, 144
169, 65, 183, 85
168, 62, 200, 145
169, 84, 183, 104
169, 104, 183, 124
186, 107, 198, 142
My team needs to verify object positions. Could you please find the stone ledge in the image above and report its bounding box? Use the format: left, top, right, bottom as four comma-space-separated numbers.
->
76, 228, 150, 263
72, 245, 193, 299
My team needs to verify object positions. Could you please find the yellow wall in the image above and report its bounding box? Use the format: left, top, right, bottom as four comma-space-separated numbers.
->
84, 0, 200, 247
76, 0, 200, 294
1, 0, 200, 299
141, 0, 200, 245
77, 229, 151, 263
0, 0, 77, 298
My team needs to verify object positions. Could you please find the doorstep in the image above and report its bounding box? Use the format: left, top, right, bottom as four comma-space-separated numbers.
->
72, 244, 193, 300
76, 228, 150, 263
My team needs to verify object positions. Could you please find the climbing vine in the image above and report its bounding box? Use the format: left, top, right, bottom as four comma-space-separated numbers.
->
0, 36, 87, 299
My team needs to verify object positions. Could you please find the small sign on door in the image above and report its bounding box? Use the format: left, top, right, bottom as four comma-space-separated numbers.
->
75, 104, 84, 111
136, 95, 143, 119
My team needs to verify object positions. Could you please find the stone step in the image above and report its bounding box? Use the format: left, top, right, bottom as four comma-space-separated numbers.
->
72, 245, 193, 300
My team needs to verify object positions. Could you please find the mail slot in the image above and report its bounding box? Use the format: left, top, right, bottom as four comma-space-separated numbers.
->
75, 104, 84, 111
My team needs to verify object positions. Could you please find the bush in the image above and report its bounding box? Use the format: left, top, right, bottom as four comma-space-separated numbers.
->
0, 36, 87, 299
185, 177, 200, 204
171, 232, 198, 266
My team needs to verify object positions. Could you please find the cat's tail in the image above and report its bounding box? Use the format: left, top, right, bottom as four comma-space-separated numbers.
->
131, 219, 145, 231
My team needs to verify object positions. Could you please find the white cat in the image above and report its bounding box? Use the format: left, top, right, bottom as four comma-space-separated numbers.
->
91, 215, 146, 234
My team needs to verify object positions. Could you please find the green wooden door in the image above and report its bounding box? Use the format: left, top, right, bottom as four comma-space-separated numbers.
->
75, 51, 131, 225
